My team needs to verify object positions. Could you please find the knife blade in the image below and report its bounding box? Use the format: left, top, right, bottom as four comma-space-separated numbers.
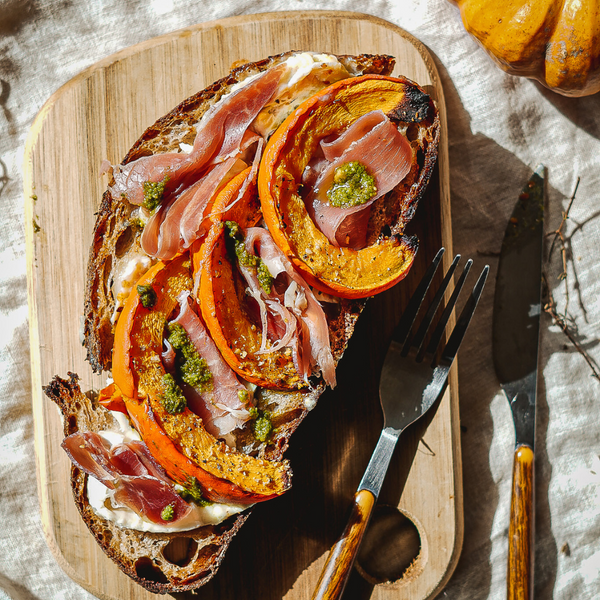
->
492, 164, 545, 600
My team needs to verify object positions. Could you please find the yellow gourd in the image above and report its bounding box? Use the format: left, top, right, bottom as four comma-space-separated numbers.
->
452, 0, 600, 97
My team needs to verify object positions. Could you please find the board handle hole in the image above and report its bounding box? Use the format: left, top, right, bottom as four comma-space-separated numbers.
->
355, 505, 423, 585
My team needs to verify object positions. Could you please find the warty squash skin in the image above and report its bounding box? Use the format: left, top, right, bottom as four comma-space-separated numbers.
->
452, 0, 600, 97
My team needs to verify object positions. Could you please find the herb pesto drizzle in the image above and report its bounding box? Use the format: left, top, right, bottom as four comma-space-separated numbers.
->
225, 221, 274, 294
167, 323, 213, 390
326, 161, 377, 208
142, 176, 169, 212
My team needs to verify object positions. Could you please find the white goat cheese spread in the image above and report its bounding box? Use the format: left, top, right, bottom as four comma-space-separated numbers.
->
86, 411, 247, 533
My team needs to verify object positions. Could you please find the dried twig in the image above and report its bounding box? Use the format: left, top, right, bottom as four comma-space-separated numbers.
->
543, 177, 600, 381
549, 177, 579, 263
543, 275, 600, 381
548, 177, 579, 314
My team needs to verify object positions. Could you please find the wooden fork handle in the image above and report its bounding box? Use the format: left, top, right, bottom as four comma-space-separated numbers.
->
311, 488, 375, 600
507, 444, 535, 600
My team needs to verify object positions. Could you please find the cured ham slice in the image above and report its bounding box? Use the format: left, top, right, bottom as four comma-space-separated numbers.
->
142, 158, 239, 260
241, 227, 336, 387
141, 178, 205, 258
131, 73, 277, 260
207, 137, 265, 221
168, 293, 253, 439
111, 65, 282, 209
110, 153, 188, 207
62, 432, 192, 524
144, 133, 265, 261
178, 132, 261, 246
109, 440, 167, 479
110, 65, 285, 207
305, 110, 413, 248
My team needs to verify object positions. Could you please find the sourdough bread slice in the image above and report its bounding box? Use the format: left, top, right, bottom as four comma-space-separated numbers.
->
45, 373, 249, 594
83, 51, 398, 373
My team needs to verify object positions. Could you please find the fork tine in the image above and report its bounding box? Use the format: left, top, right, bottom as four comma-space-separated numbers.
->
391, 247, 445, 347
408, 254, 462, 357
419, 258, 473, 362
438, 265, 489, 367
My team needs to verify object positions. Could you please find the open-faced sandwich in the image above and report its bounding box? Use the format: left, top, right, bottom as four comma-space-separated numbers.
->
44, 50, 440, 593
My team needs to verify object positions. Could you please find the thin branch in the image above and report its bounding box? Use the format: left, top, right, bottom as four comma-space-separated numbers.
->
543, 281, 600, 381
543, 177, 600, 382
547, 177, 579, 316
548, 176, 580, 261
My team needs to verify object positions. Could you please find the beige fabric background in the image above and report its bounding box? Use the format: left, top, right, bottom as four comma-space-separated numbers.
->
1, 0, 599, 599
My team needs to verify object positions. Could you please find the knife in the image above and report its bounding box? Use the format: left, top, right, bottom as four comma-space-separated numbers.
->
492, 164, 545, 600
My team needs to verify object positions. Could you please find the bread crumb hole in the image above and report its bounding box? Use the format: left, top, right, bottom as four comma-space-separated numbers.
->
134, 557, 169, 584
103, 528, 112, 544
162, 537, 198, 567
406, 123, 419, 142
115, 227, 135, 259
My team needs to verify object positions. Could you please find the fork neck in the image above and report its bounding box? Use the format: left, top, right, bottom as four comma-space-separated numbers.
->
357, 427, 400, 498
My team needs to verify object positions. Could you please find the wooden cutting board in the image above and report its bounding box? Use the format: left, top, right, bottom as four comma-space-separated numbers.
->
24, 10, 459, 600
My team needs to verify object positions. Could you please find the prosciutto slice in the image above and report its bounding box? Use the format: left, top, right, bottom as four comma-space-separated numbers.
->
305, 110, 413, 248
178, 131, 262, 246
241, 227, 336, 388
142, 157, 239, 259
141, 177, 205, 258
110, 65, 285, 205
168, 293, 252, 439
62, 432, 192, 524
112, 65, 285, 258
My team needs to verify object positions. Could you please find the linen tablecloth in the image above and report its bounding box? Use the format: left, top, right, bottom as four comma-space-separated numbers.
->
1, 1, 599, 598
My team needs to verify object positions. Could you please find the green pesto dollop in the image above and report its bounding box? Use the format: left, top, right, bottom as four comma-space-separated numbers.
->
238, 389, 250, 405
224, 221, 274, 295
249, 408, 273, 443
143, 176, 169, 212
161, 503, 175, 521
161, 373, 187, 414
326, 161, 377, 209
178, 477, 212, 506
256, 261, 274, 296
137, 283, 157, 309
167, 323, 213, 391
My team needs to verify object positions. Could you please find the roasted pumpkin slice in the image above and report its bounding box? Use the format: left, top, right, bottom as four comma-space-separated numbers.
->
122, 394, 286, 505
112, 253, 291, 503
206, 166, 262, 230
195, 167, 308, 390
199, 216, 305, 391
259, 74, 438, 298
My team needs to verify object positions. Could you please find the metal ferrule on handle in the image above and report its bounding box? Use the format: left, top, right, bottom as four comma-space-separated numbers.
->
358, 427, 401, 497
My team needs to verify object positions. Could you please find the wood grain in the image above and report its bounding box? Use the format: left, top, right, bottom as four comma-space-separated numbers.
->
507, 444, 535, 600
312, 489, 376, 600
24, 10, 460, 600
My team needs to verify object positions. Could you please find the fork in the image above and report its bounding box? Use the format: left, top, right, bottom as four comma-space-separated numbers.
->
311, 248, 489, 600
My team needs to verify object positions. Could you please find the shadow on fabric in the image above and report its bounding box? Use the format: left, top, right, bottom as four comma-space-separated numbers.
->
534, 83, 600, 141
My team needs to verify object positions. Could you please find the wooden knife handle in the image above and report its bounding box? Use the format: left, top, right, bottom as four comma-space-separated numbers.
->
311, 488, 375, 600
507, 444, 535, 600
